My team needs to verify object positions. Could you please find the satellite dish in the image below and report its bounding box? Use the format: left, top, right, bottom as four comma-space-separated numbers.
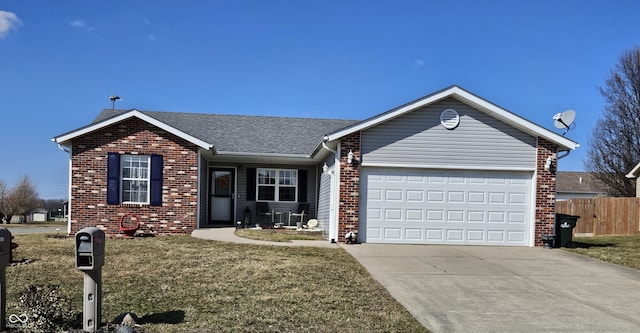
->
553, 109, 576, 135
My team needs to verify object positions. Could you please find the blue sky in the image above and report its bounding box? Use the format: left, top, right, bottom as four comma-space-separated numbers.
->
1, 1, 639, 199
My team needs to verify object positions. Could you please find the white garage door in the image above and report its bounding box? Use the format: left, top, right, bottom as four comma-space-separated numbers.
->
362, 168, 533, 246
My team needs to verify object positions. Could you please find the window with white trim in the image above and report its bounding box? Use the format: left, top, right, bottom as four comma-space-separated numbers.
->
121, 155, 150, 204
257, 168, 297, 202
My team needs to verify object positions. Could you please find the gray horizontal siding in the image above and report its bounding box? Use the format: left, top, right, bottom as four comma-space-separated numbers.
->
317, 156, 334, 239
232, 163, 317, 224
317, 170, 331, 239
361, 98, 537, 170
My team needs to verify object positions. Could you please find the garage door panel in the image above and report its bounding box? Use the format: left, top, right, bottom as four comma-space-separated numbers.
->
509, 212, 525, 223
488, 230, 505, 242
406, 209, 423, 221
448, 191, 465, 202
467, 229, 485, 241
428, 191, 445, 202
447, 211, 464, 222
426, 229, 443, 240
427, 210, 444, 222
468, 211, 485, 222
405, 228, 423, 240
447, 229, 464, 241
507, 231, 525, 242
384, 228, 402, 239
468, 192, 486, 203
509, 192, 526, 204
407, 190, 424, 202
362, 168, 532, 246
368, 189, 382, 200
385, 189, 403, 200
489, 192, 506, 203
385, 209, 402, 220
488, 211, 505, 223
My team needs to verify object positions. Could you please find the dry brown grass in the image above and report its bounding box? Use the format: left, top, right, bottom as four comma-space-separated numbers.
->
7, 234, 428, 332
235, 228, 325, 242
566, 235, 640, 270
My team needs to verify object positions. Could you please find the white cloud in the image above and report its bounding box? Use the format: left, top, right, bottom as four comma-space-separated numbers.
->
414, 60, 425, 68
69, 19, 94, 32
69, 19, 87, 28
0, 10, 22, 39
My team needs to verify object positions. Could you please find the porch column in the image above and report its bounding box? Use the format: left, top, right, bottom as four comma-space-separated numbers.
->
338, 132, 361, 242
535, 138, 557, 246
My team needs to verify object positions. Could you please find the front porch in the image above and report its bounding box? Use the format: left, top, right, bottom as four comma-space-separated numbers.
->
199, 161, 320, 231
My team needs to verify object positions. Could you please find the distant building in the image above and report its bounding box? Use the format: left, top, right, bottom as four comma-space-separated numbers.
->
556, 172, 607, 201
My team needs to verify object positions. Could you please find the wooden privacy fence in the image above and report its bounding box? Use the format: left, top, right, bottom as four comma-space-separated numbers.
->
556, 198, 640, 236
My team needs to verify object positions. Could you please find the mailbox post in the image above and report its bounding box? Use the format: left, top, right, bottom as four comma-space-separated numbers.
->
0, 228, 11, 331
75, 227, 105, 332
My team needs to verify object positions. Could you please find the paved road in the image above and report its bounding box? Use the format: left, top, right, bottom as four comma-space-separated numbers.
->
343, 244, 640, 333
5, 226, 64, 235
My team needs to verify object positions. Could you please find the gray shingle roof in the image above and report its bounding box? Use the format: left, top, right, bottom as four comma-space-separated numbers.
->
94, 109, 358, 155
556, 172, 607, 194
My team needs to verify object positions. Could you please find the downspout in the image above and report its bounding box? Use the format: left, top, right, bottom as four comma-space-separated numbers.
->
550, 149, 570, 246
57, 143, 72, 234
557, 150, 570, 160
321, 137, 337, 155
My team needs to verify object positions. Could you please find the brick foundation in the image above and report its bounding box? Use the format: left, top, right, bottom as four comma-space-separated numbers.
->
534, 138, 557, 246
69, 117, 199, 237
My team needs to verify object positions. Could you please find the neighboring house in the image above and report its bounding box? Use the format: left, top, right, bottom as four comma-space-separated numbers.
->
30, 208, 50, 222
52, 85, 579, 246
556, 172, 607, 200
626, 163, 640, 197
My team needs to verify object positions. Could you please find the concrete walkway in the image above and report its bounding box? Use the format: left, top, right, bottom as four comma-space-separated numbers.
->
191, 228, 339, 248
342, 244, 640, 333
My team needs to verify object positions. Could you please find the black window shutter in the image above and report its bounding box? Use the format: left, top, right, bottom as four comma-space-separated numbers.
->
150, 154, 163, 206
246, 168, 256, 201
298, 169, 307, 202
107, 152, 120, 204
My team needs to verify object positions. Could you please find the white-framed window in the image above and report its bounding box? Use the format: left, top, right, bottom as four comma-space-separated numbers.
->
257, 168, 297, 202
121, 155, 150, 204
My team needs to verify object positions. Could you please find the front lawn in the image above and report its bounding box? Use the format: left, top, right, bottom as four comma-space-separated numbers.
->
7, 234, 428, 332
235, 228, 325, 242
566, 235, 640, 270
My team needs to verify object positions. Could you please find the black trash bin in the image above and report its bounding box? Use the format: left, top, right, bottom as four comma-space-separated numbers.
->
555, 213, 579, 248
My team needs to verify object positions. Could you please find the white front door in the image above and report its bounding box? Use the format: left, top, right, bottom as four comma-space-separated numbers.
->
209, 168, 235, 225
361, 168, 533, 246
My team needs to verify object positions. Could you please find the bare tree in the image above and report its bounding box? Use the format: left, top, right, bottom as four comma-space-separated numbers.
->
0, 180, 7, 222
6, 176, 39, 222
586, 46, 640, 196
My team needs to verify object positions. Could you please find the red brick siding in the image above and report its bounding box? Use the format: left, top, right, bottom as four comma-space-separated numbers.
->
69, 117, 199, 237
338, 133, 361, 242
534, 138, 557, 246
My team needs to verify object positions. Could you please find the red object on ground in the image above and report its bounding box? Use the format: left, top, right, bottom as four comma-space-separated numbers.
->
120, 213, 140, 237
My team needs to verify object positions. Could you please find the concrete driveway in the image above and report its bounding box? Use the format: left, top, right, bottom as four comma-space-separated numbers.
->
342, 244, 640, 333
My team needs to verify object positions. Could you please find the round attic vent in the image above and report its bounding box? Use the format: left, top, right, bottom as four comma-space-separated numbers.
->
440, 109, 460, 130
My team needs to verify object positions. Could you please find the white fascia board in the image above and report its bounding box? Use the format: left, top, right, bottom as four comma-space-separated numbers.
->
52, 110, 214, 150
215, 151, 310, 158
325, 87, 455, 141
626, 162, 640, 178
361, 162, 536, 172
325, 86, 580, 151
452, 89, 580, 151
